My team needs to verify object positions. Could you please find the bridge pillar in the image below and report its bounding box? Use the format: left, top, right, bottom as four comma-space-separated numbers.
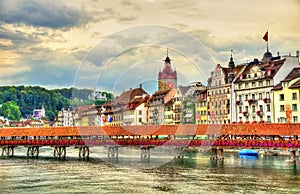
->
141, 146, 151, 158
210, 148, 217, 160
1, 146, 15, 157
290, 149, 296, 163
210, 147, 224, 160
53, 146, 67, 159
26, 146, 40, 158
78, 146, 90, 158
108, 146, 119, 158
173, 146, 185, 158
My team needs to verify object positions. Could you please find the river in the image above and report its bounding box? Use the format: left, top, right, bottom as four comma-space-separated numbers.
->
0, 147, 299, 193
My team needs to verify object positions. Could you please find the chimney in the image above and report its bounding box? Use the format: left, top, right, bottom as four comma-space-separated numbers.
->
296, 50, 299, 58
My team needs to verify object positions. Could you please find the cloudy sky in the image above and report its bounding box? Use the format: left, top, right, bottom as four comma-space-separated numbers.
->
0, 0, 299, 95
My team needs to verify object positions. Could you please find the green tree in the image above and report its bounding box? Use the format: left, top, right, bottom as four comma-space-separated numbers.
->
0, 101, 21, 121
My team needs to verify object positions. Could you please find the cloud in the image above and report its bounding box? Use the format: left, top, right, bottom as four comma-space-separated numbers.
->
0, 0, 92, 29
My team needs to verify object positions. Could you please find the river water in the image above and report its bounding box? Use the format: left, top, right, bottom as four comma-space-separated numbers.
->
0, 147, 299, 193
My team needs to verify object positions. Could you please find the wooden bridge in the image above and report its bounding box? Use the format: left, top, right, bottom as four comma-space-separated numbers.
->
0, 124, 300, 160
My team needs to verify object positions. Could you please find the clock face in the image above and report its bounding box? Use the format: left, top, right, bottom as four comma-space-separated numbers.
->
167, 80, 174, 89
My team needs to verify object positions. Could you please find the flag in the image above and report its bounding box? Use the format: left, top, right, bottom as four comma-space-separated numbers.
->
101, 114, 106, 122
108, 115, 113, 123
263, 31, 268, 42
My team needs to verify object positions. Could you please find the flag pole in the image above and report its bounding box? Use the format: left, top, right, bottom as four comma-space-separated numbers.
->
267, 31, 269, 52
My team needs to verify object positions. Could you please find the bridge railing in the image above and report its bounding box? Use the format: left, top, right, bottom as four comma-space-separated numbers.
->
1, 139, 300, 148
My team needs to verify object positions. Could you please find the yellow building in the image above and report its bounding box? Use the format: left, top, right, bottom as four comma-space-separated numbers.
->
272, 67, 300, 123
163, 89, 175, 124
195, 89, 208, 124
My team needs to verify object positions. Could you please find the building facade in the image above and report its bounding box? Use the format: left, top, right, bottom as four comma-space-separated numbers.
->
234, 53, 300, 123
56, 108, 75, 126
272, 67, 300, 123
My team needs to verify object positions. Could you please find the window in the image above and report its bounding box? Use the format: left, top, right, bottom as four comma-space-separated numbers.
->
259, 81, 263, 87
219, 80, 221, 85
259, 93, 262, 100
280, 105, 285, 112
292, 104, 297, 111
267, 104, 271, 112
238, 84, 242, 89
138, 110, 142, 115
267, 116, 271, 122
239, 106, 242, 113
293, 116, 298, 123
252, 106, 256, 113
252, 94, 256, 99
252, 116, 256, 121
266, 92, 270, 99
266, 80, 270, 86
279, 94, 284, 101
245, 94, 248, 101
245, 83, 249, 89
292, 93, 297, 100
278, 117, 286, 123
252, 82, 256, 88
139, 118, 142, 123
259, 105, 263, 112
215, 81, 217, 86
245, 106, 249, 112
239, 95, 242, 101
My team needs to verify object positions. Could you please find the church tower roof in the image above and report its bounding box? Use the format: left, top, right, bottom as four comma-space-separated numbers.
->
158, 49, 177, 80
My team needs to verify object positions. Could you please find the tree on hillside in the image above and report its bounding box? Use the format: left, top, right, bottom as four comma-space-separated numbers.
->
0, 101, 21, 121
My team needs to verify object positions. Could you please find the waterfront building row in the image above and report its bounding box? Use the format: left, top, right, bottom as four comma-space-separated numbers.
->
74, 50, 300, 126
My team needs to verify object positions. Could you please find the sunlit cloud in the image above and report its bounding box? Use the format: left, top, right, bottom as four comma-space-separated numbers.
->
0, 0, 299, 91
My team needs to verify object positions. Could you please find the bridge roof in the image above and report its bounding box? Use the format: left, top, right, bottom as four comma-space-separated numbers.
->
0, 124, 300, 137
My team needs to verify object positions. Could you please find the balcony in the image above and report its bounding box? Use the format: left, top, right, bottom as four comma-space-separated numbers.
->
263, 98, 271, 103
256, 110, 264, 117
242, 111, 249, 117
173, 108, 182, 113
236, 100, 242, 105
248, 99, 257, 104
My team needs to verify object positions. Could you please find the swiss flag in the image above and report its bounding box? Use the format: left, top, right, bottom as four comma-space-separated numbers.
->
263, 31, 268, 42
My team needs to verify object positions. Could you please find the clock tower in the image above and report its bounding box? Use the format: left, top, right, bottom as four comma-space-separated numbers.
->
158, 49, 177, 91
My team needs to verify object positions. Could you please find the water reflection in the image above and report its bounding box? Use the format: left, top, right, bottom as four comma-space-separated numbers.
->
239, 155, 258, 168
0, 150, 300, 193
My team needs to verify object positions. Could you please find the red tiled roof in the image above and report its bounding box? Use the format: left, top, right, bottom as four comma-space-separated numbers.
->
283, 67, 300, 82
272, 67, 300, 90
289, 79, 300, 89
234, 59, 285, 83
114, 86, 148, 105
1, 124, 300, 137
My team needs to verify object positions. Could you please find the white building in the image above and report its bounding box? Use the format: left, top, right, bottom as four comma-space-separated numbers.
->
233, 52, 300, 123
33, 105, 45, 120
56, 108, 75, 126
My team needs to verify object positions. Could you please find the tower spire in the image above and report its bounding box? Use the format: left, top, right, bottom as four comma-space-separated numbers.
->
229, 50, 235, 67
164, 48, 171, 64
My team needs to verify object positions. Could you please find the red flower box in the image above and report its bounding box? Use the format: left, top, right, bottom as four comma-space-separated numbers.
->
242, 111, 249, 116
